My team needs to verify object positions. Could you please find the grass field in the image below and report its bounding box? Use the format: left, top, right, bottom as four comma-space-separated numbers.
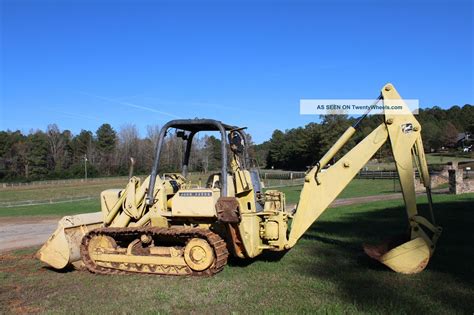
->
0, 199, 99, 217
1, 193, 473, 314
425, 153, 473, 164
0, 173, 209, 203
0, 179, 128, 203
0, 179, 400, 217
273, 179, 400, 205
363, 153, 473, 171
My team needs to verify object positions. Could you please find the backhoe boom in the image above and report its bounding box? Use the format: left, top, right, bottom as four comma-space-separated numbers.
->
288, 83, 442, 273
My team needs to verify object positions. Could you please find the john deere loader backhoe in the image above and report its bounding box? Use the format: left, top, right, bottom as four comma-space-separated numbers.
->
37, 83, 442, 276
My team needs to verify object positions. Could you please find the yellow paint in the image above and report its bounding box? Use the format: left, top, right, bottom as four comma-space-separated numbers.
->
380, 238, 430, 274
36, 212, 102, 269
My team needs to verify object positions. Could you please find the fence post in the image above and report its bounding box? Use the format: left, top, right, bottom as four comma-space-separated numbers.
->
449, 169, 464, 195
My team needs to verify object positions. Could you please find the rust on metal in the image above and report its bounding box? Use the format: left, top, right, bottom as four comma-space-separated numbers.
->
80, 226, 228, 276
215, 197, 241, 223
363, 235, 408, 260
225, 223, 246, 258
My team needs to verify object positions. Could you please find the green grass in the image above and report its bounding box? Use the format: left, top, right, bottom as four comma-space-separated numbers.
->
1, 193, 473, 314
0, 179, 128, 203
0, 178, 398, 217
0, 199, 100, 217
0, 173, 217, 204
425, 153, 473, 164
274, 179, 401, 204
0, 173, 209, 211
364, 153, 473, 171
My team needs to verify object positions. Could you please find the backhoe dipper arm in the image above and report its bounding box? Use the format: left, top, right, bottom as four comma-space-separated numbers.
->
287, 83, 442, 251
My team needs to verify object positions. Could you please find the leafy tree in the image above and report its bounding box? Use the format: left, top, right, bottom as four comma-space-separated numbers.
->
0, 130, 25, 179
203, 135, 221, 172
72, 130, 94, 156
421, 121, 443, 152
46, 124, 67, 172
441, 122, 459, 148
266, 129, 285, 169
253, 140, 270, 168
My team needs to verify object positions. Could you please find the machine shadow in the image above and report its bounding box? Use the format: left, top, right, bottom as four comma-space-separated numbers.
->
42, 265, 76, 273
227, 250, 289, 267
295, 197, 474, 313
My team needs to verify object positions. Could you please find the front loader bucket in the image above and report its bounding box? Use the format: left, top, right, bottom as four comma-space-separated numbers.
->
36, 212, 103, 269
363, 237, 430, 274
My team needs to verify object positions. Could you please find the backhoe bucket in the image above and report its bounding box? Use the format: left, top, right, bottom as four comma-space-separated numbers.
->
36, 212, 103, 269
363, 237, 430, 274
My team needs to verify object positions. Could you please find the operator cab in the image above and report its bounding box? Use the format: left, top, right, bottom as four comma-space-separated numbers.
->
145, 119, 261, 217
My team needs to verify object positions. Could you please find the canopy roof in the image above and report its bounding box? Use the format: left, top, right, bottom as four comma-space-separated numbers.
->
163, 119, 238, 132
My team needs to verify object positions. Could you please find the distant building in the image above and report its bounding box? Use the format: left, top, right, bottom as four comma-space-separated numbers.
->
457, 132, 472, 149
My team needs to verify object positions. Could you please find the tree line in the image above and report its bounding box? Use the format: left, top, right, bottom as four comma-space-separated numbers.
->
1, 104, 472, 181
0, 124, 223, 182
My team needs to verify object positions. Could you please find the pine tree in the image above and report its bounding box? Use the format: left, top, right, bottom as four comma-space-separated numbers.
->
28, 132, 49, 179
96, 124, 117, 175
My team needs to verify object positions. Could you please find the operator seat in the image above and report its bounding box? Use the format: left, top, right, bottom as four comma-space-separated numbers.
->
206, 173, 221, 189
206, 173, 236, 197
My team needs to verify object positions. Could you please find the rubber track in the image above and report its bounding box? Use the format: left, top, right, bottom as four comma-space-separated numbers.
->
80, 226, 229, 276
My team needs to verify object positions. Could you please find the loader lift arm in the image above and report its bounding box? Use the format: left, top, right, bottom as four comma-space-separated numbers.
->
288, 83, 442, 274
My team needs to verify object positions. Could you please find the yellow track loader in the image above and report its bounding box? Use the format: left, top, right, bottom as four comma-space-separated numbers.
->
37, 83, 442, 276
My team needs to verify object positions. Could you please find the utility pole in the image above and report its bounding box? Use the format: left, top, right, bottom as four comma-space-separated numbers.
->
84, 154, 88, 181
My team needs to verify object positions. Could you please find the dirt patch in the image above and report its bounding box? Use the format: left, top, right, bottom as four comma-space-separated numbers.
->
9, 299, 41, 315
0, 253, 33, 261
4, 284, 42, 314
0, 252, 43, 278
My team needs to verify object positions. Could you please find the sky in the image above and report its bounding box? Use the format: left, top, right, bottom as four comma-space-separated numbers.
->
1, 0, 473, 143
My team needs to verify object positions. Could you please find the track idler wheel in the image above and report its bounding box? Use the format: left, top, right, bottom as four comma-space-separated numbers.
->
87, 234, 117, 261
184, 238, 215, 271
